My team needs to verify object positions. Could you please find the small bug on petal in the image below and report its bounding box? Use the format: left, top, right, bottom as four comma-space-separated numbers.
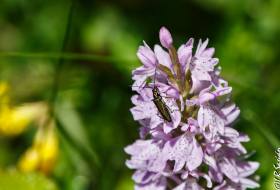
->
132, 65, 173, 122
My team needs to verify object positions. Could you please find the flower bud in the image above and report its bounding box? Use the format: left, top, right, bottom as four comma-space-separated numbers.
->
159, 26, 173, 49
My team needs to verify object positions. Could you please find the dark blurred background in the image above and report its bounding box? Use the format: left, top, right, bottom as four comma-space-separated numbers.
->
0, 0, 279, 189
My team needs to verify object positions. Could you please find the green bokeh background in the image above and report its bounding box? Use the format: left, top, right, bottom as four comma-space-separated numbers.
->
0, 0, 279, 189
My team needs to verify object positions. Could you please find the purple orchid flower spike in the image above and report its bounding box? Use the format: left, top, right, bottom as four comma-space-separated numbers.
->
125, 26, 260, 190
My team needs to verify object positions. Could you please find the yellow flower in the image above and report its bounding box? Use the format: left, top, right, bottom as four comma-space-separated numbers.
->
0, 81, 58, 175
0, 104, 46, 136
0, 82, 47, 136
18, 121, 59, 175
17, 148, 40, 172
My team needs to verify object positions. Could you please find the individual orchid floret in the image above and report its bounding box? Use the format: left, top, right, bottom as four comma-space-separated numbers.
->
125, 26, 259, 189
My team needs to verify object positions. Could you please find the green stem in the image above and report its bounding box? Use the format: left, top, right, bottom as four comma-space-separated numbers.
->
48, 1, 101, 173
0, 51, 135, 63
49, 1, 74, 110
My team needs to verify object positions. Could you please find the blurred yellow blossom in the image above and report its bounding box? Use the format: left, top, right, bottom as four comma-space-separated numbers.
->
0, 82, 47, 136
18, 121, 59, 175
0, 82, 58, 175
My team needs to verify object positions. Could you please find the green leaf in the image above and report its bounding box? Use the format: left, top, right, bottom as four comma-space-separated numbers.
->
0, 170, 57, 190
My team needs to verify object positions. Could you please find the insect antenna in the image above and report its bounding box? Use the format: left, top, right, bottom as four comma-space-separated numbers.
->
128, 84, 153, 89
153, 65, 157, 87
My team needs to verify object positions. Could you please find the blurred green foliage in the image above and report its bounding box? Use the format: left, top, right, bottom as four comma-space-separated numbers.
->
0, 170, 57, 190
0, 0, 279, 189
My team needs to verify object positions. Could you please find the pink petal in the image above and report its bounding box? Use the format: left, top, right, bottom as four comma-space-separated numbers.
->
159, 27, 173, 49
226, 108, 240, 125
154, 45, 173, 70
137, 41, 157, 67
186, 136, 203, 171
199, 92, 215, 104
239, 178, 260, 188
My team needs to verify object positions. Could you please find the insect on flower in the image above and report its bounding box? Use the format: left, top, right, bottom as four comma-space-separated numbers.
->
151, 85, 172, 122
151, 67, 173, 122
132, 64, 173, 123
